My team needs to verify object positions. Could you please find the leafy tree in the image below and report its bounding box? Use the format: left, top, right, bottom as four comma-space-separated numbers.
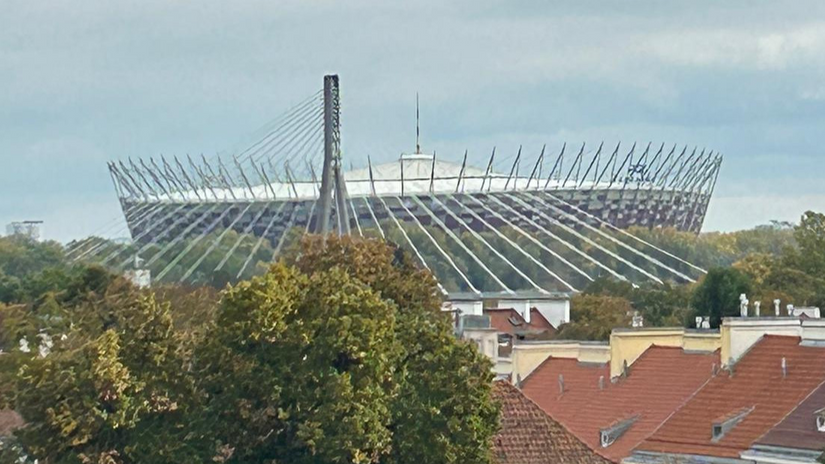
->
195, 263, 400, 463
788, 211, 825, 277
5, 278, 196, 464
555, 294, 634, 341
691, 267, 752, 328
287, 235, 499, 464
4, 236, 499, 464
580, 278, 691, 328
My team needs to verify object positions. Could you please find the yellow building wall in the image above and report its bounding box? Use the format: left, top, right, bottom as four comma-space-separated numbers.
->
511, 329, 720, 382
609, 330, 684, 378
511, 342, 607, 383
683, 333, 722, 353
720, 324, 732, 366
577, 345, 611, 364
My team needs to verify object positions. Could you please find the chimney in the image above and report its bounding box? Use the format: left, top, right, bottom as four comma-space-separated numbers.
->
558, 374, 565, 394
598, 375, 605, 391
787, 305, 795, 317
740, 294, 749, 317
774, 299, 781, 316
712, 363, 719, 376
631, 311, 644, 328
781, 357, 787, 378
516, 373, 523, 388
754, 301, 761, 317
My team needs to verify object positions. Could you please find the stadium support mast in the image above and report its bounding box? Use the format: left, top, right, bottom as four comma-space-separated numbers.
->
316, 74, 349, 235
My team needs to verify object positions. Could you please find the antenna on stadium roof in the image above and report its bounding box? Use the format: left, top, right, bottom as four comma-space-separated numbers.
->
415, 92, 421, 154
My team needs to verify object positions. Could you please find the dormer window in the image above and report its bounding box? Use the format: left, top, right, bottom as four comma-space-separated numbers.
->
599, 415, 639, 448
712, 406, 754, 442
815, 408, 825, 432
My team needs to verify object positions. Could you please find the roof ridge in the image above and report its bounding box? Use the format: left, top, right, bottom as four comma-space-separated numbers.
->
754, 377, 825, 446
626, 350, 719, 457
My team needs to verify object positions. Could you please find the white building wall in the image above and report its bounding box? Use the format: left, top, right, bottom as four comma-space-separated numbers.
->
723, 318, 803, 366
533, 299, 571, 327
444, 300, 484, 316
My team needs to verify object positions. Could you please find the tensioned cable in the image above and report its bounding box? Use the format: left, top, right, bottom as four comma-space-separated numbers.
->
233, 91, 323, 163
349, 200, 363, 237
239, 104, 323, 172
428, 195, 546, 293
263, 116, 324, 179
73, 205, 156, 263
67, 201, 158, 257
465, 194, 593, 283
304, 200, 318, 234
137, 204, 221, 270
266, 117, 325, 181
506, 193, 663, 284
214, 204, 271, 272
361, 198, 385, 239
485, 194, 628, 282
532, 192, 700, 281
98, 202, 191, 267
409, 195, 514, 294
246, 104, 324, 166
447, 194, 576, 292
113, 203, 208, 269
376, 197, 448, 295
389, 196, 475, 293
154, 206, 236, 281
271, 203, 300, 260
65, 203, 147, 257
236, 202, 288, 279
179, 202, 255, 282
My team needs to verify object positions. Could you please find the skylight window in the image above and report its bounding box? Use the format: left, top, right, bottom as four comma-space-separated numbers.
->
600, 415, 639, 448
815, 408, 825, 432
712, 406, 754, 442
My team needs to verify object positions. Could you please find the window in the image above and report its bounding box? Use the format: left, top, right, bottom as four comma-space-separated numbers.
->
712, 407, 754, 442
815, 408, 825, 432
599, 416, 639, 448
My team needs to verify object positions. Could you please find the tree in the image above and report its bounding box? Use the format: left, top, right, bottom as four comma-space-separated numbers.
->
555, 294, 634, 341
580, 278, 691, 328
780, 211, 825, 291
4, 235, 499, 464
5, 278, 196, 464
691, 267, 752, 328
287, 235, 499, 464
194, 263, 400, 463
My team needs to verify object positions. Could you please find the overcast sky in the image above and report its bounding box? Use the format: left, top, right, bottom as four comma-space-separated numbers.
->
2, 1, 824, 242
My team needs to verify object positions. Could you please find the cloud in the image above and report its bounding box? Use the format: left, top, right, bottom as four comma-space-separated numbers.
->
0, 0, 824, 241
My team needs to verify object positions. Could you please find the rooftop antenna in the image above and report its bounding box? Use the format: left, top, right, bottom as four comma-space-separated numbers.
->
416, 92, 421, 154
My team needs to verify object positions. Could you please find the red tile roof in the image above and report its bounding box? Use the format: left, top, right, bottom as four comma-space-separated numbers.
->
521, 346, 719, 462
755, 381, 825, 451
486, 308, 556, 337
638, 335, 825, 459
0, 410, 22, 437
492, 381, 610, 464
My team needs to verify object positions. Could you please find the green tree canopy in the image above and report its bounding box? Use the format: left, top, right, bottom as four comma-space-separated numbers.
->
691, 267, 752, 328
2, 236, 499, 464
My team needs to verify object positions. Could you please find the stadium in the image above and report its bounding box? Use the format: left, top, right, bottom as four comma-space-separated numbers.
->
76, 75, 722, 296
